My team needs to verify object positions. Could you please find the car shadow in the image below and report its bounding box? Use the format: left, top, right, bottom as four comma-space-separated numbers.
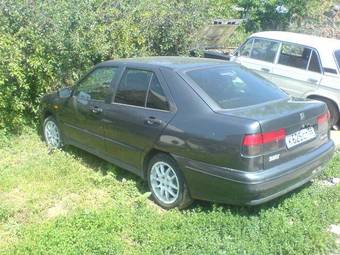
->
63, 145, 149, 194
61, 144, 311, 216
190, 183, 311, 217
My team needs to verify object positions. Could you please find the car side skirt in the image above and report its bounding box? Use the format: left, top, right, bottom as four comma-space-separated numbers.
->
66, 138, 143, 177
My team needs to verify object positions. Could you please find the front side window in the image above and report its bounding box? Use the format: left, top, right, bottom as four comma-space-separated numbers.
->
187, 66, 287, 109
278, 43, 311, 70
237, 39, 253, 57
250, 39, 279, 63
114, 69, 152, 107
75, 67, 119, 101
335, 50, 340, 72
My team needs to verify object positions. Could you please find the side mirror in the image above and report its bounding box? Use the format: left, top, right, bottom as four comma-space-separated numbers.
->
58, 87, 72, 98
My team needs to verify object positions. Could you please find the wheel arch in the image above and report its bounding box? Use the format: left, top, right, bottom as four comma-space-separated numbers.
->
142, 148, 193, 208
43, 109, 54, 120
306, 94, 340, 126
142, 148, 172, 179
39, 110, 54, 139
306, 94, 339, 112
41, 109, 65, 145
142, 147, 193, 193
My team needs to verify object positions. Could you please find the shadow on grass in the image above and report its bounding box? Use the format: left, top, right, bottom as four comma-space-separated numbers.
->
63, 145, 149, 194
191, 183, 311, 217
60, 144, 311, 217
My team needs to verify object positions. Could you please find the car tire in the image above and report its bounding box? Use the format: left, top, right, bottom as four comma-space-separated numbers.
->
319, 98, 339, 129
43, 116, 63, 149
147, 153, 193, 209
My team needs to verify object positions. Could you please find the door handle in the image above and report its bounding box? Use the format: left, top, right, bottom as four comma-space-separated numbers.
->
261, 68, 270, 72
144, 116, 162, 126
307, 78, 318, 84
89, 105, 103, 114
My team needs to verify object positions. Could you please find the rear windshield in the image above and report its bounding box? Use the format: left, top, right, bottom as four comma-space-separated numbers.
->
335, 50, 340, 71
187, 66, 287, 109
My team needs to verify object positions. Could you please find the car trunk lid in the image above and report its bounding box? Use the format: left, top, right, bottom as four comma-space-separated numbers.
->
217, 98, 330, 169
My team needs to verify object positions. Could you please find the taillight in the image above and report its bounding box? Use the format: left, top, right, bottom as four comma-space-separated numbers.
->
317, 111, 330, 126
242, 128, 286, 156
317, 111, 330, 138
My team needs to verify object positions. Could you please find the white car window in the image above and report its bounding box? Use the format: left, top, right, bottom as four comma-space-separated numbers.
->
335, 50, 340, 72
308, 50, 322, 73
278, 43, 312, 70
250, 39, 279, 63
238, 39, 253, 57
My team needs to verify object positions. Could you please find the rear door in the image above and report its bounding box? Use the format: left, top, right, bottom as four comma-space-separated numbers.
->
271, 42, 323, 97
234, 38, 279, 82
101, 67, 176, 173
319, 49, 340, 92
59, 66, 121, 153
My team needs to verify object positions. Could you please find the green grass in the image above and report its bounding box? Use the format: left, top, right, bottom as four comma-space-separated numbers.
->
0, 130, 339, 255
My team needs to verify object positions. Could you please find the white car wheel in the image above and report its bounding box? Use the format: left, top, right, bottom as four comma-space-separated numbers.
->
44, 117, 62, 149
150, 161, 180, 204
147, 154, 193, 209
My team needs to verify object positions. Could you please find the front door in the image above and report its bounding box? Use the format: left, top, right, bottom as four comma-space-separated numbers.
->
59, 66, 121, 153
101, 67, 175, 173
234, 38, 279, 82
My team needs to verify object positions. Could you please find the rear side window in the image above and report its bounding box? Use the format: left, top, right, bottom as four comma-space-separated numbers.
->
335, 50, 340, 71
187, 66, 287, 109
308, 51, 321, 73
146, 75, 169, 111
278, 43, 311, 70
250, 39, 279, 63
114, 69, 152, 107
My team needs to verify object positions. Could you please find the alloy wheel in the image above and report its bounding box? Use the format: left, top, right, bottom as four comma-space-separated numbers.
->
150, 161, 180, 204
44, 120, 61, 148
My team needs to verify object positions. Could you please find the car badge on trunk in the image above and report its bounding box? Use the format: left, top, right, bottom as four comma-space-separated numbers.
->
299, 112, 305, 120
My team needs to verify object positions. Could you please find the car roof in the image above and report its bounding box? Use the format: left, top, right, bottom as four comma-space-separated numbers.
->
99, 56, 233, 71
251, 31, 340, 50
250, 31, 340, 70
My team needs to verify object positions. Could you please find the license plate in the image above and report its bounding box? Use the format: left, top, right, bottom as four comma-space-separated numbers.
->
285, 127, 316, 149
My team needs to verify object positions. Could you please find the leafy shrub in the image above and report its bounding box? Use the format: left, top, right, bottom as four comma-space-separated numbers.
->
0, 0, 222, 132
0, 0, 333, 132
236, 0, 332, 32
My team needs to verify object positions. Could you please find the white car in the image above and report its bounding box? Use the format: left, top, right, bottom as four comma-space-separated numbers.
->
231, 31, 340, 127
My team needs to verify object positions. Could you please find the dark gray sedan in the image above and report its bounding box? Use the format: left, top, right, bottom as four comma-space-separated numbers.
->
40, 57, 335, 209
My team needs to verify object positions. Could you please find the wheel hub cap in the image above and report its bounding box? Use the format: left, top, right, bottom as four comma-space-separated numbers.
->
44, 120, 60, 148
150, 162, 179, 204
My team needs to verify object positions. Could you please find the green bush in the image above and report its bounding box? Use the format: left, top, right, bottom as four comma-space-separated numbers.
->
235, 0, 332, 31
0, 0, 226, 132
0, 0, 331, 132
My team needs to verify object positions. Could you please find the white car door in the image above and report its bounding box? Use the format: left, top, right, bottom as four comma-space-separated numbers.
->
271, 43, 323, 97
233, 38, 280, 82
320, 50, 340, 92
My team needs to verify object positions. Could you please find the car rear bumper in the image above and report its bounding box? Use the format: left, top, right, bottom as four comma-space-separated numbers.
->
173, 140, 335, 205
